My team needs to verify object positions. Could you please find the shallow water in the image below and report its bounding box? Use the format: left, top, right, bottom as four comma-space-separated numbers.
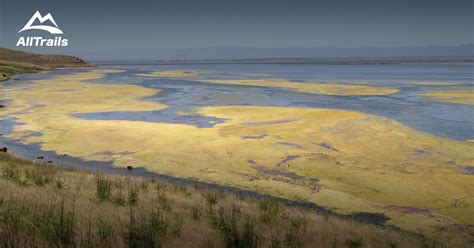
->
2, 63, 473, 141
80, 63, 473, 140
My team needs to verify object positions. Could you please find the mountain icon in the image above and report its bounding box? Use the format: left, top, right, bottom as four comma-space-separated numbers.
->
19, 10, 63, 34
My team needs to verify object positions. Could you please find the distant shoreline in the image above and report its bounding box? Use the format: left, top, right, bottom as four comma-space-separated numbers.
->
93, 56, 474, 66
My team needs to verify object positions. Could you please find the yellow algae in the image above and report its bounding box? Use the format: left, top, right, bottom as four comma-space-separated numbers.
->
134, 70, 399, 96
2, 70, 474, 240
403, 81, 465, 86
337, 81, 466, 86
420, 88, 474, 105
135, 70, 203, 78
0, 69, 167, 139
200, 79, 399, 96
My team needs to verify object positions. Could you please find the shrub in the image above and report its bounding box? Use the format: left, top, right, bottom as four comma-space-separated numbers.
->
96, 175, 112, 201
112, 179, 126, 206
285, 216, 307, 248
258, 199, 280, 223
140, 179, 149, 193
55, 179, 64, 189
125, 208, 168, 248
191, 204, 201, 220
128, 184, 140, 206
96, 219, 116, 247
39, 199, 76, 247
25, 166, 54, 186
2, 163, 19, 180
212, 206, 260, 248
0, 204, 30, 247
204, 191, 218, 214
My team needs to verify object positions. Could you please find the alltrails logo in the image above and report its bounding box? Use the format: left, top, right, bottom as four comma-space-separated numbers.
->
16, 10, 68, 47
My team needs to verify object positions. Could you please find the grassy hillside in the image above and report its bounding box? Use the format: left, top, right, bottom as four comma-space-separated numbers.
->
0, 47, 94, 81
0, 152, 429, 247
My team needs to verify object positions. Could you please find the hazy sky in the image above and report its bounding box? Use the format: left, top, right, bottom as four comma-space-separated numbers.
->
0, 0, 473, 54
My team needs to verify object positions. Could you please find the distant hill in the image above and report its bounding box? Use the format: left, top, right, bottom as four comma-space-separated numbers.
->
81, 44, 474, 61
0, 47, 93, 68
0, 47, 93, 81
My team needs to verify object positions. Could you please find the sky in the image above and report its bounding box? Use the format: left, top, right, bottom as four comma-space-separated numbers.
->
0, 0, 473, 57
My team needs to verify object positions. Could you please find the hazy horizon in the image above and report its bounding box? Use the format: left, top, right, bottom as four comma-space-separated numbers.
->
1, 0, 473, 59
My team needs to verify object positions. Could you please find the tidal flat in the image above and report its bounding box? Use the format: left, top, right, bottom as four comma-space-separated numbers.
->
420, 88, 474, 105
0, 64, 473, 245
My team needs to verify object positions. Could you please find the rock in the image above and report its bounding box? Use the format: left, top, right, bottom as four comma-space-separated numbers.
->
127, 165, 133, 170
0, 147, 7, 152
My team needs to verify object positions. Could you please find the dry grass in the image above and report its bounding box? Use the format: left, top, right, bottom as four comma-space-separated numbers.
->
0, 47, 93, 69
0, 152, 434, 247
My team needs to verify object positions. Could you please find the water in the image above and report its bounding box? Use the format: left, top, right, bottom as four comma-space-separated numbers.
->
82, 63, 473, 140
2, 63, 474, 143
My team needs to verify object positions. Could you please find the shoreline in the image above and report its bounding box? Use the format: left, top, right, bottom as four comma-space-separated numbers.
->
0, 150, 428, 247
0, 127, 401, 229
91, 57, 474, 66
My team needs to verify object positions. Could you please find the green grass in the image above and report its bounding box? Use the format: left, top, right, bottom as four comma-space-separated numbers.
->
0, 47, 94, 82
0, 63, 44, 82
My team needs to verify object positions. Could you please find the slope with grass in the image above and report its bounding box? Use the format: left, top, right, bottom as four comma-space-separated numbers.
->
0, 47, 94, 81
0, 152, 428, 247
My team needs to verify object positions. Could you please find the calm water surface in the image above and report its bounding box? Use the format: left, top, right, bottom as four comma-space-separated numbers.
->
2, 63, 474, 143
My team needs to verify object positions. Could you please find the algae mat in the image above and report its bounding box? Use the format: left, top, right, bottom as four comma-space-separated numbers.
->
136, 70, 399, 96
1, 69, 473, 243
421, 88, 474, 105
